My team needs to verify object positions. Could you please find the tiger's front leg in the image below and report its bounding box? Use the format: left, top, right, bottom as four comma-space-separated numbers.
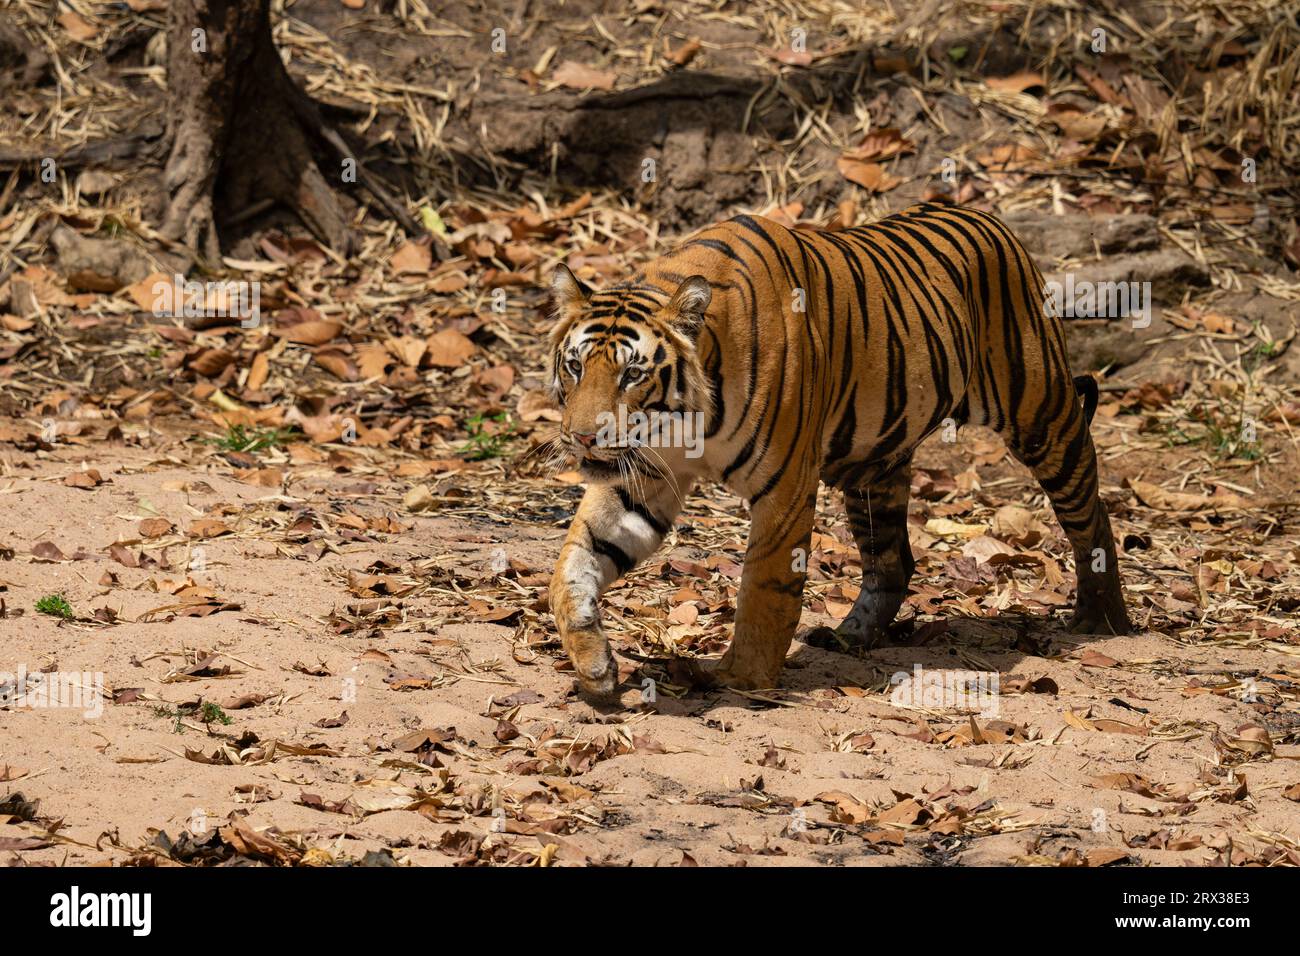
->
713, 481, 818, 690
551, 480, 688, 698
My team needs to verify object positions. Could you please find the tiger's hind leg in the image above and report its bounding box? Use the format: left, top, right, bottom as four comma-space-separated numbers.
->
805, 459, 915, 652
1001, 388, 1130, 635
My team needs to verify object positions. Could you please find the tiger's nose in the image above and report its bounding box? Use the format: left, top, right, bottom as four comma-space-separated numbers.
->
573, 432, 596, 448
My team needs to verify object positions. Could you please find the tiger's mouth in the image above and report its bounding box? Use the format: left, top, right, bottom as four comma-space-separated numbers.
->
562, 437, 624, 461
573, 445, 657, 484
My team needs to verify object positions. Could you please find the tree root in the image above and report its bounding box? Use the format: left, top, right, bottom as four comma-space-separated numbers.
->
158, 0, 425, 264
0, 123, 162, 169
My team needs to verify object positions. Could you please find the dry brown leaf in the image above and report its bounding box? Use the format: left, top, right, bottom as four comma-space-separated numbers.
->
58, 10, 99, 42
275, 320, 342, 346
552, 61, 617, 91
64, 469, 104, 489
138, 518, 173, 539
836, 158, 902, 193
1128, 479, 1243, 512
390, 240, 431, 275
986, 71, 1045, 94
426, 329, 476, 368
188, 518, 232, 539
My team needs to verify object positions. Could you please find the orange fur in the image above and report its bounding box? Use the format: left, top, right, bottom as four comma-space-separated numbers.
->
547, 202, 1129, 697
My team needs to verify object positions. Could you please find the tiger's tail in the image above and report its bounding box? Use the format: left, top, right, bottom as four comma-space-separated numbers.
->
1073, 374, 1099, 425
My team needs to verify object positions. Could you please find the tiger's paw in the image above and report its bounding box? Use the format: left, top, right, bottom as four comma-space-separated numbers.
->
712, 667, 777, 692
800, 624, 871, 653
686, 656, 781, 693
800, 620, 909, 653
570, 644, 621, 700
1066, 602, 1131, 637
1066, 575, 1131, 636
575, 668, 619, 700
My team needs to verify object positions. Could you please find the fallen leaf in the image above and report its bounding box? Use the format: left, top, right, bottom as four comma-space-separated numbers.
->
552, 61, 617, 91
138, 518, 173, 539
390, 240, 431, 275
986, 71, 1045, 94
836, 158, 902, 193
426, 329, 476, 368
64, 469, 104, 489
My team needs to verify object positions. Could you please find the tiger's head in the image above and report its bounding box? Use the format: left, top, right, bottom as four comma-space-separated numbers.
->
548, 265, 713, 482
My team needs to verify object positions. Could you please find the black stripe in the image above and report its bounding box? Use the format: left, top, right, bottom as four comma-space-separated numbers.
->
614, 487, 669, 536
590, 535, 635, 577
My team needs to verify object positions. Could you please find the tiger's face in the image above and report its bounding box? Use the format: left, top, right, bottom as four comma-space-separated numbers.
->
548, 265, 713, 482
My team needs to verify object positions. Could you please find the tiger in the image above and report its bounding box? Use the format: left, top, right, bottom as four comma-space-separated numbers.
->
544, 201, 1130, 698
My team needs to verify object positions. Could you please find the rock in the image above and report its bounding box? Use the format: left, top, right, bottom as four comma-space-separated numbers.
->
473, 74, 785, 230
403, 484, 437, 513
1093, 215, 1161, 255
1002, 210, 1160, 262
0, 21, 50, 87
1064, 324, 1150, 375
1046, 248, 1212, 374
1045, 249, 1211, 311
49, 226, 187, 293
9, 278, 39, 318
75, 169, 119, 197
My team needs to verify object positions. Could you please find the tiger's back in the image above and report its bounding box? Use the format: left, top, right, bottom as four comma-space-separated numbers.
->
641, 201, 1071, 498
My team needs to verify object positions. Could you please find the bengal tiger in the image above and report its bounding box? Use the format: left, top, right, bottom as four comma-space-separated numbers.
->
544, 201, 1130, 698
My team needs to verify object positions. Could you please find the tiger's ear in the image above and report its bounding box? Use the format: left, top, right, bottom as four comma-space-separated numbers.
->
666, 275, 711, 339
550, 264, 591, 314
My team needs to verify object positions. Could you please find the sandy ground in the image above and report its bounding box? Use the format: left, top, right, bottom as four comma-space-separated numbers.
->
2, 411, 1296, 868
1, 0, 1298, 871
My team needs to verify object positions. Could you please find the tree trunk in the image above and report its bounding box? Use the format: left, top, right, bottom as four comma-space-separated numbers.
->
161, 0, 353, 262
